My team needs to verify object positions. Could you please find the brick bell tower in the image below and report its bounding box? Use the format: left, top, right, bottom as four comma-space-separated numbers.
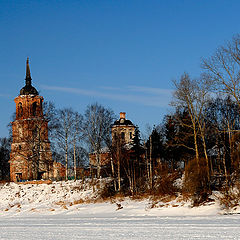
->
10, 58, 53, 182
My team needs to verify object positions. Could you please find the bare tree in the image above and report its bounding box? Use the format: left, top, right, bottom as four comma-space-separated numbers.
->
172, 73, 211, 181
42, 101, 58, 141
82, 103, 115, 178
111, 129, 125, 191
202, 34, 240, 108
56, 108, 74, 180
205, 96, 240, 184
72, 112, 84, 180
173, 73, 200, 166
202, 34, 240, 184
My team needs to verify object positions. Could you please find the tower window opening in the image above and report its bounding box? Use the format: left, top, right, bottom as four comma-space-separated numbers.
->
121, 132, 125, 140
32, 102, 37, 116
33, 128, 38, 138
40, 100, 43, 112
18, 103, 23, 117
130, 132, 132, 139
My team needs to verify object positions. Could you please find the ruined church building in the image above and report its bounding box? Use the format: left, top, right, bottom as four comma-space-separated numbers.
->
9, 58, 53, 182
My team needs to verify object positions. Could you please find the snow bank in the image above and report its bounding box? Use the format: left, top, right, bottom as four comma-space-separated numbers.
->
0, 179, 102, 214
0, 180, 229, 217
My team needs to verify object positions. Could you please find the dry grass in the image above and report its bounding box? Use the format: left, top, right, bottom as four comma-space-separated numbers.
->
62, 205, 68, 210
0, 180, 10, 185
177, 192, 191, 202
112, 193, 126, 202
218, 184, 240, 210
72, 185, 84, 191
150, 194, 177, 203
8, 202, 21, 209
172, 204, 179, 207
55, 200, 67, 205
130, 193, 150, 201
18, 180, 52, 185
73, 199, 85, 205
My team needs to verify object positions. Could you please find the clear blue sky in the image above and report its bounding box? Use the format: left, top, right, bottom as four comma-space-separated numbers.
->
0, 0, 239, 137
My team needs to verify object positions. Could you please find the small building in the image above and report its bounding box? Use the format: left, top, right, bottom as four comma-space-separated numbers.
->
53, 161, 65, 180
89, 112, 135, 168
89, 147, 111, 168
111, 112, 135, 144
9, 58, 53, 182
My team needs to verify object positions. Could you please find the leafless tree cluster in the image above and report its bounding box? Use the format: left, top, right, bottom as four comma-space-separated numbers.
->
167, 35, 240, 202
49, 103, 115, 180
82, 103, 115, 178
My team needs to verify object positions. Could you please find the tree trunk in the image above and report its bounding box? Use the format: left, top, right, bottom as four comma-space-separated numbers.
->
149, 136, 153, 189
110, 157, 117, 191
73, 141, 77, 181
199, 123, 210, 182
227, 121, 233, 173
117, 157, 121, 191
65, 136, 68, 181
192, 121, 199, 169
117, 139, 121, 192
96, 153, 101, 179
223, 131, 228, 185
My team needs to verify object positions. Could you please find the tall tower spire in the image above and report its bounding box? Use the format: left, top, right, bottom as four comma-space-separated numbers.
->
10, 58, 53, 182
20, 58, 38, 95
25, 57, 32, 86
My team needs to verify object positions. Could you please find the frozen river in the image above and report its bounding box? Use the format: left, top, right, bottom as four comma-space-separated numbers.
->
1, 214, 240, 240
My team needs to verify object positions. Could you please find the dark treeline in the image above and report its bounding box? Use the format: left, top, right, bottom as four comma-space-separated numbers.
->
1, 34, 240, 204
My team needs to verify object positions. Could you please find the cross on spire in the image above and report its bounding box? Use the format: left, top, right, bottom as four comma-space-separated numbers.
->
25, 57, 32, 86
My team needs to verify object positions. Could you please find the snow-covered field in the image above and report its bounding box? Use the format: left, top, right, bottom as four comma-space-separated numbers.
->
1, 180, 240, 239
1, 214, 240, 240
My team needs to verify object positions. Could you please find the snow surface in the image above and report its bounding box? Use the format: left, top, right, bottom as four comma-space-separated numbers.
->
1, 180, 240, 239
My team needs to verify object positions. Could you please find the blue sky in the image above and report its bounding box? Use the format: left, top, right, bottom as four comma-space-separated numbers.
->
0, 0, 239, 137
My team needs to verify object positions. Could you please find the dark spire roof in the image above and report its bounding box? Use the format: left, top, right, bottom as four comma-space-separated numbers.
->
20, 58, 39, 95
113, 119, 134, 126
112, 112, 134, 126
25, 57, 32, 82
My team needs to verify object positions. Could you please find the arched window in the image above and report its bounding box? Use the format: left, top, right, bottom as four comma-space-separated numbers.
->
129, 132, 132, 139
32, 128, 38, 138
18, 102, 23, 117
40, 99, 43, 112
32, 102, 37, 116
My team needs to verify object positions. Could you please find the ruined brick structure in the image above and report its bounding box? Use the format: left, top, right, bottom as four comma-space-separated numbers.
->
52, 162, 65, 181
111, 112, 135, 144
89, 148, 111, 167
9, 58, 53, 182
89, 112, 135, 167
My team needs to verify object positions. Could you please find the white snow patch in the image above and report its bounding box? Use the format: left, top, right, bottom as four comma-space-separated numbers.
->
0, 179, 231, 217
1, 180, 240, 239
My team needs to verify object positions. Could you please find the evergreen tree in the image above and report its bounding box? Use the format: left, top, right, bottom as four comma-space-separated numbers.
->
0, 137, 11, 180
131, 125, 142, 161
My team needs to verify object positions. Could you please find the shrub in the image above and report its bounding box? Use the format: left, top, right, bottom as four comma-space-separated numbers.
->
218, 183, 240, 210
183, 158, 211, 206
99, 180, 116, 199
152, 166, 181, 196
